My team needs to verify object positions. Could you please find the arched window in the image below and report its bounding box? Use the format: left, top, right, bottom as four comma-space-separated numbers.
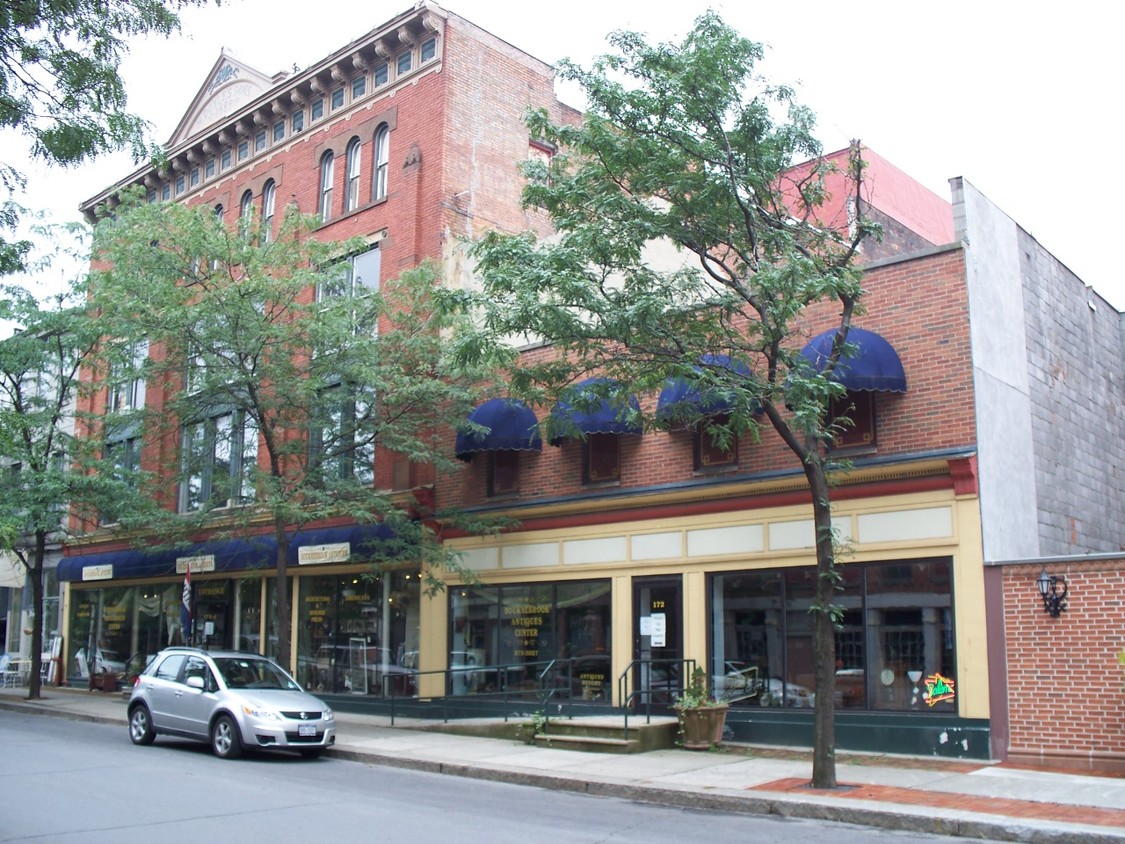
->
239, 190, 254, 238
261, 180, 276, 243
214, 204, 224, 221
319, 151, 335, 221
373, 125, 389, 202
345, 138, 362, 212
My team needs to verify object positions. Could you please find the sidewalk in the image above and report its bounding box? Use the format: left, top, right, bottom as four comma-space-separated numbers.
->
3, 685, 1125, 843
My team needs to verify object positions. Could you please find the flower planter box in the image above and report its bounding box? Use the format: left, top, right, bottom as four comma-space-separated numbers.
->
676, 703, 728, 750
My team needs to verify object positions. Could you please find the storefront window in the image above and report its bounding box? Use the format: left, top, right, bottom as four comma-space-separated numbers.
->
710, 558, 953, 712
294, 570, 419, 696
66, 577, 267, 686
449, 579, 611, 699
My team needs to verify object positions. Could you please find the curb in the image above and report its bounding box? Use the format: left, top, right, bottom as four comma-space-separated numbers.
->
4, 697, 1123, 844
326, 743, 1125, 844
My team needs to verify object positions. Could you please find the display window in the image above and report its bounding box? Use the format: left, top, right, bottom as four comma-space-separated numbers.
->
295, 570, 419, 696
448, 579, 611, 700
710, 558, 954, 712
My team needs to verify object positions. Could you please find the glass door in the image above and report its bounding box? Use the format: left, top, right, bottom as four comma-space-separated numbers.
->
632, 575, 683, 708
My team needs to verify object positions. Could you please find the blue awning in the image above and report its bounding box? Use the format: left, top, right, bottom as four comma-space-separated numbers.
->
455, 398, 542, 461
799, 328, 907, 392
548, 377, 642, 446
58, 523, 397, 583
656, 354, 754, 423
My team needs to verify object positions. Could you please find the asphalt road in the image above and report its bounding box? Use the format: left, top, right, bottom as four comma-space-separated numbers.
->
0, 712, 988, 843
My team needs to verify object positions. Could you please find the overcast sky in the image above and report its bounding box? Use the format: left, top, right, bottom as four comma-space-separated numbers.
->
7, 0, 1124, 310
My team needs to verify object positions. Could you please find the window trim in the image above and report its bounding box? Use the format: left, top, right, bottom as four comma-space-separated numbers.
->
345, 138, 362, 212
319, 151, 335, 221
261, 180, 276, 244
373, 125, 389, 202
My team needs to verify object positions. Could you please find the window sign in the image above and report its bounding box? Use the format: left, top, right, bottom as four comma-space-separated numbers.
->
650, 612, 667, 647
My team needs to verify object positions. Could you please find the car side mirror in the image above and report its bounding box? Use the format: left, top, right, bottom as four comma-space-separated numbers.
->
186, 675, 205, 690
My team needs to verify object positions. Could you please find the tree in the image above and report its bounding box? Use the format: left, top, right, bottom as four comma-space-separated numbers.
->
0, 0, 215, 273
446, 14, 877, 788
89, 192, 489, 668
0, 274, 161, 699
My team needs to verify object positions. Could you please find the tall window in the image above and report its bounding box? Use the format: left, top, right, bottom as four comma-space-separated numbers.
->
103, 340, 148, 524
317, 244, 380, 301
309, 382, 374, 486
179, 409, 258, 512
319, 151, 334, 221
317, 245, 381, 336
107, 339, 148, 413
239, 190, 254, 238
345, 138, 362, 212
373, 125, 389, 202
260, 180, 276, 244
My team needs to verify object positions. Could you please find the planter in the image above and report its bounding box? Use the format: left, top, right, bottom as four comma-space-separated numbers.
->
676, 703, 729, 750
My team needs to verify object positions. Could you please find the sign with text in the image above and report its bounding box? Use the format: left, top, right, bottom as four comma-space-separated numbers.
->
176, 555, 215, 574
299, 543, 351, 565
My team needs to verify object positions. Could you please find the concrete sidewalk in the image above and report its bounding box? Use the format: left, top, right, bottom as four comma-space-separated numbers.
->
3, 685, 1124, 843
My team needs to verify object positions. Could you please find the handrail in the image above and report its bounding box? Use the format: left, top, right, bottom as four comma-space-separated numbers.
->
617, 657, 694, 741
383, 656, 595, 725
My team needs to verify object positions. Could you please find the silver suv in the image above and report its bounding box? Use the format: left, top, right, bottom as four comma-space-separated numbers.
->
127, 647, 336, 759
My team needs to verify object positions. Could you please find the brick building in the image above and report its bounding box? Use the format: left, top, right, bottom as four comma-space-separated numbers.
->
52, 3, 1123, 764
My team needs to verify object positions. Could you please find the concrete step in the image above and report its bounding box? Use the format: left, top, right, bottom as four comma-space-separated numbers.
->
532, 715, 679, 753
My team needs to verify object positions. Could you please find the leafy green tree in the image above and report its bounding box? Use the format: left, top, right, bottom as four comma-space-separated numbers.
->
0, 275, 161, 699
446, 14, 878, 788
1, 0, 215, 273
89, 192, 489, 668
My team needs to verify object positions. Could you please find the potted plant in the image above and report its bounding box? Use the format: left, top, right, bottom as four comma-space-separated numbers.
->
674, 667, 729, 750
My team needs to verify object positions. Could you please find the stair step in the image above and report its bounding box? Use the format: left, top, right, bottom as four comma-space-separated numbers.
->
534, 733, 634, 747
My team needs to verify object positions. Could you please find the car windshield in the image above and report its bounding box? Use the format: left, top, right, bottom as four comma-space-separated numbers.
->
213, 657, 300, 691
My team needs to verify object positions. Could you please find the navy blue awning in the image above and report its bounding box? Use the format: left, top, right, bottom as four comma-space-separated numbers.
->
58, 523, 396, 583
455, 398, 542, 461
799, 328, 907, 392
548, 377, 642, 446
656, 354, 753, 423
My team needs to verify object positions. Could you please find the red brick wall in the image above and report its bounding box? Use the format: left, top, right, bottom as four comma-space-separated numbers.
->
1002, 559, 1125, 774
442, 246, 976, 512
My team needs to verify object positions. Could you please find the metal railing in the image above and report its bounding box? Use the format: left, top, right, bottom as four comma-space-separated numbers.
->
381, 656, 611, 726
617, 657, 694, 740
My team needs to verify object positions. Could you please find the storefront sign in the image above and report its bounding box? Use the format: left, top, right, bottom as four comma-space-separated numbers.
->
505, 603, 549, 658
176, 555, 215, 574
81, 564, 113, 581
299, 543, 351, 565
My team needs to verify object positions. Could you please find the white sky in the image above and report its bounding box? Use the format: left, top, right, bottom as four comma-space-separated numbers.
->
6, 0, 1124, 310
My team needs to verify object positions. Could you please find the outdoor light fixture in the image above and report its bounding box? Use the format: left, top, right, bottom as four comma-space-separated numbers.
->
1036, 567, 1068, 617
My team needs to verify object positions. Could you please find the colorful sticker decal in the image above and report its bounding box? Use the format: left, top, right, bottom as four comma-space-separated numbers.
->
924, 672, 956, 707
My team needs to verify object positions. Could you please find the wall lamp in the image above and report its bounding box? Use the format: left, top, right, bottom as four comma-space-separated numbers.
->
1036, 567, 1068, 617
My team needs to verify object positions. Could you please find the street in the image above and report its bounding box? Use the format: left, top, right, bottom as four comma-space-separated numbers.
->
0, 712, 988, 843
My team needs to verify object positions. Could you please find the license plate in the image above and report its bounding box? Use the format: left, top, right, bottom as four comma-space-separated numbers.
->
298, 724, 317, 737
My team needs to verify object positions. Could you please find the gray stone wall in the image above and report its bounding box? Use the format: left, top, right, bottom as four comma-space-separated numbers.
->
956, 177, 1124, 559
1018, 230, 1124, 554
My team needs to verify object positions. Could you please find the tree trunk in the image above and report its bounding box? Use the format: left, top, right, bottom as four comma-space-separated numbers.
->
27, 531, 47, 701
806, 459, 838, 789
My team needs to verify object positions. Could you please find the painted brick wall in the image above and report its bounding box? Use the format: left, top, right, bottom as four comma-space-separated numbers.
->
1002, 559, 1125, 773
442, 245, 978, 512
1018, 230, 1125, 555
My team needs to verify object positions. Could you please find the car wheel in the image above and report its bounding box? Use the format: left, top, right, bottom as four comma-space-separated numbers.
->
211, 714, 243, 759
128, 705, 156, 745
299, 748, 323, 759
